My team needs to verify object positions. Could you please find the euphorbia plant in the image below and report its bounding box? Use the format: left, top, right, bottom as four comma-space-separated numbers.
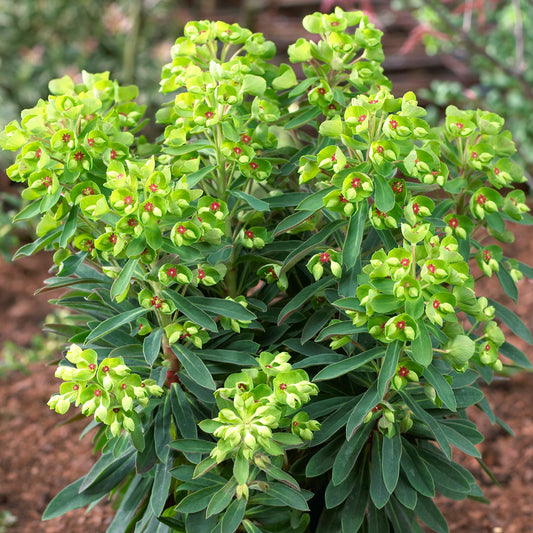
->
2, 7, 532, 532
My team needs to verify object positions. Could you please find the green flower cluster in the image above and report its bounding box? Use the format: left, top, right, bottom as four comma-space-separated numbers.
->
347, 227, 504, 371
48, 344, 163, 436
200, 351, 320, 465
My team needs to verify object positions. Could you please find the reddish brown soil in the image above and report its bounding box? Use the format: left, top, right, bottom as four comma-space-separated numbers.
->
0, 227, 532, 533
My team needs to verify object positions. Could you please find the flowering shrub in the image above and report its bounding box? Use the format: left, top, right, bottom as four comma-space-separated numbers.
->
2, 8, 533, 532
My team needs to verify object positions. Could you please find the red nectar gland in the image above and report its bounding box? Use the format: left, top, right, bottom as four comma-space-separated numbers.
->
396, 321, 406, 330
177, 225, 187, 234
249, 161, 258, 170
427, 264, 436, 274
87, 138, 95, 146
319, 251, 330, 263
233, 146, 242, 155
198, 269, 206, 280
477, 194, 487, 205
433, 299, 440, 309
241, 134, 251, 143
279, 383, 287, 391
448, 217, 459, 229
401, 258, 410, 267
149, 183, 158, 193
317, 87, 326, 95
245, 230, 254, 239
398, 366, 409, 377
210, 201, 220, 211
74, 151, 84, 162
167, 267, 177, 278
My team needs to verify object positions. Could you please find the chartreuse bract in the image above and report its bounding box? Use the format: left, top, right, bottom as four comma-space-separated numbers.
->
1, 7, 532, 533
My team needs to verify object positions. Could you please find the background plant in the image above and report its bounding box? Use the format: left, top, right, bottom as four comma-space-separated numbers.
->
2, 7, 532, 533
394, 0, 533, 181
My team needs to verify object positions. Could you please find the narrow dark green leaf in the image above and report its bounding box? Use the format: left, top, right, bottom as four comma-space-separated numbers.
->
346, 381, 380, 439
314, 347, 384, 382
423, 364, 456, 412
280, 219, 347, 274
163, 290, 217, 332
436, 422, 481, 458
161, 140, 212, 156
150, 459, 172, 516
377, 228, 397, 251
154, 395, 172, 462
499, 341, 533, 368
378, 340, 402, 398
400, 391, 452, 459
169, 439, 214, 454
301, 308, 335, 344
59, 205, 79, 248
143, 327, 163, 366
516, 259, 533, 278
259, 462, 300, 490
136, 425, 157, 474
296, 186, 335, 212
267, 482, 309, 511
418, 447, 471, 493
305, 436, 342, 477
410, 319, 433, 366
206, 479, 237, 518
13, 227, 62, 259
57, 251, 87, 277
221, 498, 247, 533
343, 202, 368, 269
273, 210, 316, 237
496, 263, 518, 303
454, 386, 484, 409
170, 383, 198, 439
85, 307, 149, 343
370, 436, 391, 509
265, 192, 307, 208
278, 276, 336, 325
374, 173, 395, 212
175, 486, 219, 513
42, 478, 101, 520
331, 421, 373, 485
400, 439, 435, 498
325, 468, 357, 509
341, 465, 368, 533
111, 258, 139, 300
385, 496, 418, 533
315, 321, 366, 341
80, 450, 133, 492
487, 298, 533, 343
145, 220, 162, 252
230, 190, 270, 212
199, 349, 258, 367
172, 345, 215, 390
414, 495, 449, 533
367, 502, 390, 533
13, 200, 40, 222
188, 296, 256, 321
288, 77, 318, 98
382, 432, 402, 494
186, 164, 217, 187
284, 106, 321, 129
393, 474, 417, 510
107, 477, 153, 533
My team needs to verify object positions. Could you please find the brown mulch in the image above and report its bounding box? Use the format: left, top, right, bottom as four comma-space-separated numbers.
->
0, 226, 532, 532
